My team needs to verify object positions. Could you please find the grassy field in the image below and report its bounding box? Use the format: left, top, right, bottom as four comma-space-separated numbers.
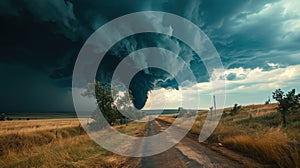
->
157, 103, 300, 167
0, 118, 80, 135
1, 104, 299, 167
0, 119, 146, 167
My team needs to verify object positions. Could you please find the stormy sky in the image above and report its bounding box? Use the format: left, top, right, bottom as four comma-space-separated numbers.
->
1, 0, 300, 112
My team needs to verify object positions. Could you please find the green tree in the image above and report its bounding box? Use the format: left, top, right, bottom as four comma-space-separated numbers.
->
82, 82, 121, 128
82, 81, 142, 129
272, 89, 300, 126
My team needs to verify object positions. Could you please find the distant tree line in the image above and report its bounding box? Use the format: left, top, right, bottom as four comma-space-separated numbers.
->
0, 113, 14, 121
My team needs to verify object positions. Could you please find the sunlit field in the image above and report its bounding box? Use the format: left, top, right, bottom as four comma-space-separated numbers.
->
1, 103, 299, 167
0, 118, 80, 135
0, 119, 145, 167
158, 103, 300, 167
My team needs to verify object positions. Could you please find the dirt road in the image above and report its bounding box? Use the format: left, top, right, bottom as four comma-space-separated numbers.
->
136, 119, 265, 168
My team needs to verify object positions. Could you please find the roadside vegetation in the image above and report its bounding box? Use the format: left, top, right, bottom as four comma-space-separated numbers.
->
214, 103, 299, 167
158, 91, 300, 167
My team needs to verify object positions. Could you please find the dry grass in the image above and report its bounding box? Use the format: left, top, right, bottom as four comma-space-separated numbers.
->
222, 128, 299, 167
115, 121, 146, 137
157, 110, 209, 135
0, 126, 85, 156
0, 118, 81, 135
1, 134, 130, 168
158, 103, 300, 167
0, 119, 144, 167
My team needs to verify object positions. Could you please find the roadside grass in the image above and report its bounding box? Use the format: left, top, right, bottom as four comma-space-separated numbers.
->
222, 128, 299, 167
157, 103, 300, 167
1, 134, 132, 168
0, 126, 85, 156
0, 120, 145, 167
115, 121, 146, 137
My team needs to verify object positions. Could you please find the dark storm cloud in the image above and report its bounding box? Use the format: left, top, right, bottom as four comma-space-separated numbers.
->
96, 33, 207, 109
1, 0, 299, 111
0, 0, 167, 81
0, 0, 195, 111
0, 64, 73, 112
186, 0, 300, 69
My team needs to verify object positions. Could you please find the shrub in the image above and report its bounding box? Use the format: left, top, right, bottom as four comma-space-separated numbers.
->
230, 104, 242, 115
0, 113, 6, 121
272, 89, 300, 126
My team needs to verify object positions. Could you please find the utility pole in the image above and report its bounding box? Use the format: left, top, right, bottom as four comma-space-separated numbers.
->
213, 95, 217, 116
209, 106, 213, 120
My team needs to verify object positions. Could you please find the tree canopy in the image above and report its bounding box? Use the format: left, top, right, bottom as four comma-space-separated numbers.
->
272, 89, 300, 126
82, 81, 144, 130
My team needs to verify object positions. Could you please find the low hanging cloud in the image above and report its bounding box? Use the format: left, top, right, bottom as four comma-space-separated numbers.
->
222, 65, 300, 93
145, 64, 300, 109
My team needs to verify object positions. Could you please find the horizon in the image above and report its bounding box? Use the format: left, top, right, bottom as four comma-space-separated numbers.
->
3, 102, 280, 115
